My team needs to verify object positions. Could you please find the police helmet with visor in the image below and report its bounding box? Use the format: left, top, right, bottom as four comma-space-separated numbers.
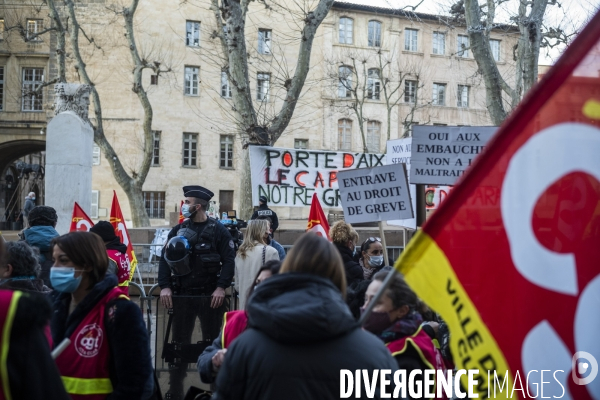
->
164, 236, 192, 276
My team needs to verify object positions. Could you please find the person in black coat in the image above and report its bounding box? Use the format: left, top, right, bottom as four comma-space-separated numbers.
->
330, 220, 363, 287
250, 195, 279, 233
50, 232, 154, 399
213, 233, 398, 400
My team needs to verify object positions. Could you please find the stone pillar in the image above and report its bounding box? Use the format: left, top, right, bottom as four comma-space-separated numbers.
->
45, 83, 93, 234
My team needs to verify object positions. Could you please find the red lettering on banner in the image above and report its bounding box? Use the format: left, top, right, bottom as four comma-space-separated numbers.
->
295, 171, 307, 187
314, 172, 325, 188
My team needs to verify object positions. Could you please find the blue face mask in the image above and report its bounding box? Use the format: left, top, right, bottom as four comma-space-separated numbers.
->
50, 267, 83, 293
181, 204, 197, 218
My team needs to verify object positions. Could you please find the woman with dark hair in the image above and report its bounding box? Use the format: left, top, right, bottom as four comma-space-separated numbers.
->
0, 241, 51, 294
358, 236, 385, 280
362, 270, 446, 394
197, 259, 281, 384
213, 232, 398, 400
50, 232, 154, 399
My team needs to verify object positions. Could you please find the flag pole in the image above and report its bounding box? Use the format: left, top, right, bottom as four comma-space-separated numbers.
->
378, 221, 389, 267
359, 266, 397, 326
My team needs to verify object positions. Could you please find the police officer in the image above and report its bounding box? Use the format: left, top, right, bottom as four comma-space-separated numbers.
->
158, 185, 235, 399
250, 195, 279, 233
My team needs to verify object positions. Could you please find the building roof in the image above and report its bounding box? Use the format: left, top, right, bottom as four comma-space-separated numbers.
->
332, 1, 518, 32
332, 1, 443, 22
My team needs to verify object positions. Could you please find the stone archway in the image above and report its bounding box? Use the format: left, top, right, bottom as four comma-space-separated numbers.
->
0, 139, 46, 227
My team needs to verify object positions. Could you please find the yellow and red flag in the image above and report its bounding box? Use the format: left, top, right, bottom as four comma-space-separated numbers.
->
307, 193, 330, 240
69, 202, 94, 232
395, 13, 600, 400
178, 200, 185, 224
109, 191, 138, 284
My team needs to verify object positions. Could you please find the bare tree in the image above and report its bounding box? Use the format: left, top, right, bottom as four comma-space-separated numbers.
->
48, 0, 172, 226
204, 0, 335, 218
446, 0, 578, 125
328, 48, 432, 152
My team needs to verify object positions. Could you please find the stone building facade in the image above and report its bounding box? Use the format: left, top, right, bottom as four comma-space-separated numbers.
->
0, 1, 519, 225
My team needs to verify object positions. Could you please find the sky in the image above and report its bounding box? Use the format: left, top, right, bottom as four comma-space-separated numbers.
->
339, 0, 600, 64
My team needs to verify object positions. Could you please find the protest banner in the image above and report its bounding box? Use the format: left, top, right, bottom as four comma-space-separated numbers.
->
410, 126, 497, 185
386, 138, 417, 229
394, 12, 600, 399
337, 164, 413, 224
249, 146, 385, 207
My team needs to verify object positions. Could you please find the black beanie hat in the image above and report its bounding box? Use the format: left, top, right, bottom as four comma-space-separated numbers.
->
90, 221, 118, 242
28, 206, 58, 227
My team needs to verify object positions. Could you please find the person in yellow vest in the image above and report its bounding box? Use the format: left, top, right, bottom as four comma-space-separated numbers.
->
50, 232, 154, 399
362, 270, 447, 397
0, 239, 70, 400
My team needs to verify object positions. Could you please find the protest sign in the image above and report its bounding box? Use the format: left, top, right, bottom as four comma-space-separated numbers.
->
249, 146, 385, 208
337, 164, 413, 224
410, 126, 497, 185
386, 138, 417, 229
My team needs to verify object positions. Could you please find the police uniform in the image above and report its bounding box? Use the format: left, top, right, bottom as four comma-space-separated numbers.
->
250, 195, 279, 233
158, 185, 235, 399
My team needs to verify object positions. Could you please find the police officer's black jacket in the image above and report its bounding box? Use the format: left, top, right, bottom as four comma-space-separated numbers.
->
214, 273, 398, 400
158, 217, 236, 290
250, 204, 279, 232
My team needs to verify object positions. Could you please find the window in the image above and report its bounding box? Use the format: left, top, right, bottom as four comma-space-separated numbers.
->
339, 17, 353, 44
257, 73, 270, 101
490, 39, 500, 61
433, 83, 446, 106
368, 20, 381, 47
258, 29, 272, 54
367, 68, 381, 100
432, 32, 445, 55
184, 66, 199, 96
338, 65, 353, 98
404, 29, 418, 51
22, 68, 44, 111
221, 71, 232, 98
457, 35, 469, 57
0, 66, 4, 111
143, 192, 165, 219
457, 85, 469, 107
405, 80, 417, 103
294, 139, 308, 149
151, 131, 160, 166
92, 145, 101, 165
186, 21, 200, 47
338, 119, 352, 151
91, 190, 99, 219
366, 121, 381, 153
27, 19, 43, 41
182, 133, 197, 167
220, 135, 234, 168
150, 75, 158, 85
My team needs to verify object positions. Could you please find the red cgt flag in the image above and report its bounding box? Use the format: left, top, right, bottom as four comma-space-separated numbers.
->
109, 191, 138, 285
69, 202, 94, 232
395, 13, 600, 400
307, 193, 330, 240
178, 200, 185, 224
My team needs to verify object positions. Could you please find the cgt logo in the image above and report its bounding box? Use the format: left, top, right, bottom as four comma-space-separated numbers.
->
572, 352, 598, 386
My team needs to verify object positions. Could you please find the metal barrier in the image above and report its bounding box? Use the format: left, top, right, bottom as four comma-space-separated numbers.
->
128, 280, 237, 398
132, 243, 163, 288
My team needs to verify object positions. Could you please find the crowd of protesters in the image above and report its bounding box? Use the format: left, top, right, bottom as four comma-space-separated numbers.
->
0, 206, 450, 400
